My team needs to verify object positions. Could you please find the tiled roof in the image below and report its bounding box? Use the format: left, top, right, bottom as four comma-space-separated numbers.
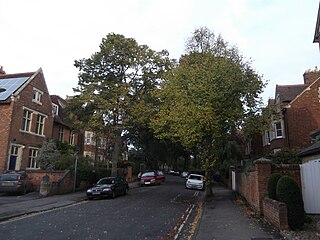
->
275, 84, 307, 103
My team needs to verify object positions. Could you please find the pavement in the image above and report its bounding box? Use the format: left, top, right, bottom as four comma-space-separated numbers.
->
0, 181, 286, 240
193, 184, 285, 240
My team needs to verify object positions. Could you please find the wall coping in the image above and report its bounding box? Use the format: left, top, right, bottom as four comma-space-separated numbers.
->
253, 157, 272, 164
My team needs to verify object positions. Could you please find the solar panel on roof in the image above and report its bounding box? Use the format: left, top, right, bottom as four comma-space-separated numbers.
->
0, 77, 29, 101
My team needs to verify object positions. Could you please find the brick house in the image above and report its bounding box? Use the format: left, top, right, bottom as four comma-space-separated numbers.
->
262, 69, 320, 154
0, 68, 54, 173
51, 95, 83, 153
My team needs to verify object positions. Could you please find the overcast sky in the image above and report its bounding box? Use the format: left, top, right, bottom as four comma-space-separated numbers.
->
0, 0, 319, 104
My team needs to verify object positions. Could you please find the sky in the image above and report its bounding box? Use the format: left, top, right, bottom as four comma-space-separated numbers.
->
0, 0, 319, 105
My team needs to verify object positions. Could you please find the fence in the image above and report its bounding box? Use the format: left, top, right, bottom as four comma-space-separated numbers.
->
300, 159, 320, 214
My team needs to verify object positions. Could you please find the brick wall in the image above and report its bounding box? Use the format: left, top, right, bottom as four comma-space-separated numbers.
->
286, 79, 320, 151
0, 103, 14, 172
234, 158, 301, 215
26, 170, 74, 194
263, 197, 289, 230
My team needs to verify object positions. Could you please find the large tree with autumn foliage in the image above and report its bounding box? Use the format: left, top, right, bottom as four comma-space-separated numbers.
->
151, 27, 266, 195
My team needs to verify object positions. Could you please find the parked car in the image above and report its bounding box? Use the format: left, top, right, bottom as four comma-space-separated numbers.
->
140, 171, 160, 186
86, 177, 129, 200
156, 170, 166, 183
180, 171, 189, 178
0, 171, 33, 195
185, 174, 205, 191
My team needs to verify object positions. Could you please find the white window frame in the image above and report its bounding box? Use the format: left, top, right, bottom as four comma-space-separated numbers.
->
58, 126, 64, 142
274, 121, 284, 138
32, 88, 43, 105
28, 148, 40, 169
69, 131, 75, 145
85, 132, 93, 145
22, 109, 32, 132
52, 103, 59, 115
35, 114, 45, 135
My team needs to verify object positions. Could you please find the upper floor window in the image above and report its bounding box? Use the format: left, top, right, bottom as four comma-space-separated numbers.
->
32, 88, 43, 105
58, 126, 64, 142
52, 103, 59, 115
21, 109, 32, 132
35, 114, 45, 135
274, 121, 284, 138
69, 131, 75, 145
85, 132, 93, 145
28, 148, 39, 169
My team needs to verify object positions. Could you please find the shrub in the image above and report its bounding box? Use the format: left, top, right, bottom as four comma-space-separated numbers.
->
276, 175, 305, 229
267, 173, 282, 200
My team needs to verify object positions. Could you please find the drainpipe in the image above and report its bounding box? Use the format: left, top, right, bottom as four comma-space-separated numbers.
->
283, 108, 290, 148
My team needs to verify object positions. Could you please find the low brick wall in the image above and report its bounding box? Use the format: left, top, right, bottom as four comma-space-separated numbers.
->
263, 197, 289, 231
26, 170, 74, 194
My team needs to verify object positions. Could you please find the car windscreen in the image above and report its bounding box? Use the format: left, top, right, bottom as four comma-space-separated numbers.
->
97, 178, 114, 184
0, 174, 19, 181
189, 175, 202, 180
141, 172, 155, 177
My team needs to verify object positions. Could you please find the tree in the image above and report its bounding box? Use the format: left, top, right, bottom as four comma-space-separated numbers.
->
70, 33, 173, 176
151, 27, 265, 196
36, 139, 61, 170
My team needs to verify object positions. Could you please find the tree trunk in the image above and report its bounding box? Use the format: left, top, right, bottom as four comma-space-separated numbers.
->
205, 171, 214, 197
111, 133, 121, 177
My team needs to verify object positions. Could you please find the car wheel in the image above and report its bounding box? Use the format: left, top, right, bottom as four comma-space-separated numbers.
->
111, 191, 116, 199
21, 186, 27, 195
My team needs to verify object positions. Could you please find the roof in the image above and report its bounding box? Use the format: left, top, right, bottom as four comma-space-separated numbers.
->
275, 84, 307, 103
298, 141, 320, 157
51, 95, 71, 127
0, 72, 36, 102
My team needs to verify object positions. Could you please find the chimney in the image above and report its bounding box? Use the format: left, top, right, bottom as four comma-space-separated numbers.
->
303, 67, 320, 85
0, 65, 6, 75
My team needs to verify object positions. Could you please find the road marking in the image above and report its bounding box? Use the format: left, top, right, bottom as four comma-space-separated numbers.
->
174, 204, 195, 240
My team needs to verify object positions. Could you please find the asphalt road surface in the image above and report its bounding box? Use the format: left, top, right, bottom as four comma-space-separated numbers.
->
0, 175, 203, 240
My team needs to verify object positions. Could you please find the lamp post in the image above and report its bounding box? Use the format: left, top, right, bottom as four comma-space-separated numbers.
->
74, 154, 78, 192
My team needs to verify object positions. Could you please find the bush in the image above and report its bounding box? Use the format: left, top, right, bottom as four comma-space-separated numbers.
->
267, 173, 282, 200
276, 175, 305, 229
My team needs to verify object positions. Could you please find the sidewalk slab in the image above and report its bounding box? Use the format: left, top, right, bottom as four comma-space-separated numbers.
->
193, 185, 283, 240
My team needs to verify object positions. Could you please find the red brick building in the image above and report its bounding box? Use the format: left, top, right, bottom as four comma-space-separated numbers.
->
51, 95, 83, 152
262, 69, 320, 154
0, 68, 54, 172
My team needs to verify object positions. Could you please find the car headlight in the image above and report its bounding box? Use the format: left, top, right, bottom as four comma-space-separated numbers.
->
87, 189, 92, 193
102, 187, 111, 191
150, 179, 155, 182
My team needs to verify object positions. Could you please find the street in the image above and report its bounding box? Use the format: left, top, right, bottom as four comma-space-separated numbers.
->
0, 175, 203, 240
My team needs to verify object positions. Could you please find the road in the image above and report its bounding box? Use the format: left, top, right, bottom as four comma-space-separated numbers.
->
0, 175, 203, 240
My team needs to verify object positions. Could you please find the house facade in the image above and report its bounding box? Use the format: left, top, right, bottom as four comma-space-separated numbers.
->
0, 68, 54, 173
51, 95, 83, 153
262, 69, 320, 154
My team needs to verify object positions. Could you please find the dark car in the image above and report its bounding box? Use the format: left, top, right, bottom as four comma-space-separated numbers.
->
0, 171, 33, 195
140, 171, 160, 186
86, 177, 129, 200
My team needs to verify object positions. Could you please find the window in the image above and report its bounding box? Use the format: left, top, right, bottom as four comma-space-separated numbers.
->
21, 109, 32, 131
52, 103, 59, 115
32, 88, 43, 104
264, 131, 271, 146
28, 148, 39, 169
69, 131, 75, 145
274, 121, 283, 138
35, 114, 45, 135
85, 132, 93, 144
58, 126, 64, 142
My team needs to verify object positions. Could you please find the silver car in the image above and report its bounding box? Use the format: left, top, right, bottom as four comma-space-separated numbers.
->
185, 174, 205, 190
0, 171, 33, 195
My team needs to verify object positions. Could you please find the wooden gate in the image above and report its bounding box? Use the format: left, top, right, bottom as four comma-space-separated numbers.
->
300, 159, 320, 214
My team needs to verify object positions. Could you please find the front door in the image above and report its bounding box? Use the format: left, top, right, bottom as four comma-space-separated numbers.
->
8, 145, 22, 170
